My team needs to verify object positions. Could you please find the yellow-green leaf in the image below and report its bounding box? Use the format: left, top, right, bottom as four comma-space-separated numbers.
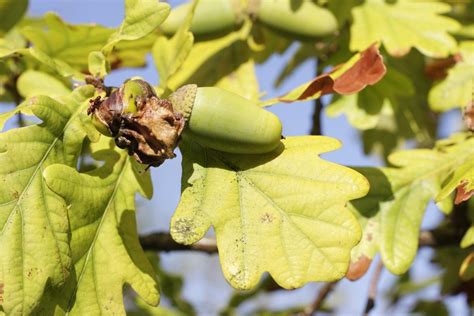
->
153, 0, 197, 91
16, 70, 70, 99
42, 140, 158, 315
350, 134, 474, 276
171, 136, 369, 289
429, 41, 474, 111
20, 12, 112, 71
103, 0, 170, 54
350, 0, 460, 57
0, 86, 96, 315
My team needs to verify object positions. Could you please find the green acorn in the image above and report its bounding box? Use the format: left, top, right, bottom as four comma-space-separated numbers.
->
160, 0, 243, 36
255, 0, 338, 38
160, 0, 338, 39
169, 84, 282, 154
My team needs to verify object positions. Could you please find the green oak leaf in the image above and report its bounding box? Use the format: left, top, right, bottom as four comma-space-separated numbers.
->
0, 0, 28, 35
0, 86, 97, 315
350, 0, 460, 57
103, 0, 170, 53
349, 134, 474, 275
16, 70, 70, 99
153, 0, 197, 93
20, 12, 112, 71
41, 140, 158, 315
215, 57, 260, 102
171, 136, 369, 289
163, 23, 251, 93
429, 41, 474, 111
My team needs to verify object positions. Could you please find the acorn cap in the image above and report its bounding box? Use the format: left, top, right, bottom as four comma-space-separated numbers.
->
168, 84, 198, 121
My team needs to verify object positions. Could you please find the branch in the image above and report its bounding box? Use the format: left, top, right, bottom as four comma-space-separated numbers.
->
364, 259, 384, 315
302, 281, 337, 316
139, 232, 217, 254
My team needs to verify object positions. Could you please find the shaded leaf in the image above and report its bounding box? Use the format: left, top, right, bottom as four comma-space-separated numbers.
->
41, 139, 158, 315
0, 0, 28, 35
437, 157, 474, 204
171, 136, 369, 289
0, 86, 96, 315
215, 57, 260, 101
263, 44, 386, 106
350, 0, 460, 57
429, 41, 474, 111
461, 226, 474, 248
326, 68, 414, 130
460, 252, 474, 281
350, 134, 474, 275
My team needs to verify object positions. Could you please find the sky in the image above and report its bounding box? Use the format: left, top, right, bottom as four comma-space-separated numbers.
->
0, 0, 467, 315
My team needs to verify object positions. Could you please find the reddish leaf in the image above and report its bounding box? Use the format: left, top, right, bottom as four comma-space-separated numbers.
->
455, 181, 474, 205
263, 44, 386, 106
425, 54, 461, 80
346, 255, 372, 281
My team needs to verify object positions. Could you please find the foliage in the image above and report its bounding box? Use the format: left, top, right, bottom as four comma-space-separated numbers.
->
0, 0, 473, 314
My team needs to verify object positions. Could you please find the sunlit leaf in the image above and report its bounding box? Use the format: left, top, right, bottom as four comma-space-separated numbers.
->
162, 22, 251, 93
350, 0, 460, 57
0, 86, 97, 315
42, 140, 158, 315
20, 12, 112, 71
171, 136, 369, 289
153, 0, 197, 92
103, 0, 170, 53
16, 70, 70, 99
348, 134, 474, 276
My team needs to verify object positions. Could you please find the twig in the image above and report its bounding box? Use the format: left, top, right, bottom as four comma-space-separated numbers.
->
302, 281, 337, 316
310, 64, 324, 136
418, 230, 437, 247
310, 98, 324, 135
139, 232, 217, 254
364, 259, 384, 315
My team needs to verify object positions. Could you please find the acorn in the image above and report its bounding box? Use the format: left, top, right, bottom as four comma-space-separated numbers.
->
255, 0, 338, 38
160, 0, 243, 36
160, 0, 338, 39
169, 84, 282, 154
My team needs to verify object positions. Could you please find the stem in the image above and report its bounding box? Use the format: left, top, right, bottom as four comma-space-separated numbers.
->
364, 259, 384, 315
302, 281, 337, 315
310, 63, 324, 136
139, 232, 217, 254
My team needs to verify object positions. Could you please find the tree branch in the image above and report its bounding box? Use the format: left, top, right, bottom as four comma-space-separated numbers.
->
302, 281, 337, 316
364, 259, 384, 315
139, 232, 217, 254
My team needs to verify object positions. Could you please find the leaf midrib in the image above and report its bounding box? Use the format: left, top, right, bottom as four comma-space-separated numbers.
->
65, 157, 129, 314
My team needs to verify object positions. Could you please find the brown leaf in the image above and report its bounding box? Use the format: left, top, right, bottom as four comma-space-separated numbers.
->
346, 255, 372, 281
425, 54, 461, 81
277, 44, 386, 103
455, 181, 474, 205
